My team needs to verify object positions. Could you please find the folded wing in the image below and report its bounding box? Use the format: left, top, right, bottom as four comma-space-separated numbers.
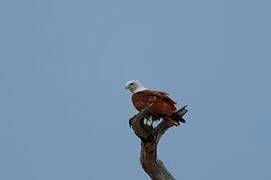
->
132, 90, 177, 120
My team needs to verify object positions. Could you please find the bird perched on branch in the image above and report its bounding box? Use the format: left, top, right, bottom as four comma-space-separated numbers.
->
125, 80, 185, 126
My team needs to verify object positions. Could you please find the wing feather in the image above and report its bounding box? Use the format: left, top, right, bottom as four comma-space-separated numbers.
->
132, 90, 177, 117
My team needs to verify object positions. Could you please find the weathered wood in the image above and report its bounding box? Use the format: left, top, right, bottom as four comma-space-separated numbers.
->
129, 105, 188, 180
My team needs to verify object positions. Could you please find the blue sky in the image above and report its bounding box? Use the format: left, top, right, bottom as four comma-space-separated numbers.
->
0, 0, 270, 179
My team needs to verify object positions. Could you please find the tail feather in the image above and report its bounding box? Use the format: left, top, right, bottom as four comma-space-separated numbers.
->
170, 112, 186, 124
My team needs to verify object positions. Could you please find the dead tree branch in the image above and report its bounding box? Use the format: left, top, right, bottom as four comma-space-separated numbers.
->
129, 105, 188, 180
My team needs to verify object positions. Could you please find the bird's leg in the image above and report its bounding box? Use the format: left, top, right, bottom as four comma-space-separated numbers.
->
150, 120, 154, 128
143, 119, 148, 126
146, 119, 150, 126
144, 118, 154, 128
144, 119, 151, 126
150, 115, 155, 128
143, 119, 147, 125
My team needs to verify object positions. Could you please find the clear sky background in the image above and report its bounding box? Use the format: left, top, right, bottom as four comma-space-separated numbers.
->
0, 0, 270, 179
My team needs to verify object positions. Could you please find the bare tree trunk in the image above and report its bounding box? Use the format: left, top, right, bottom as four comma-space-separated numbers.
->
129, 105, 188, 180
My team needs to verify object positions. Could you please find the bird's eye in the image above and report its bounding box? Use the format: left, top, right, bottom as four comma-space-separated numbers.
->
130, 83, 134, 85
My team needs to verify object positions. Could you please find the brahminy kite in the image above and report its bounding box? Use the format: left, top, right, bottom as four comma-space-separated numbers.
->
125, 80, 185, 126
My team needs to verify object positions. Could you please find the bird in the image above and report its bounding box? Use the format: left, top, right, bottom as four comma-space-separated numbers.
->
125, 80, 185, 126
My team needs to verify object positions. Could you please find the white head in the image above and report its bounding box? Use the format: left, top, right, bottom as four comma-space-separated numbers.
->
124, 80, 147, 94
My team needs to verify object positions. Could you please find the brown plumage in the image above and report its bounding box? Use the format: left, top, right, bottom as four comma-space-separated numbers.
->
125, 80, 185, 125
132, 90, 185, 125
